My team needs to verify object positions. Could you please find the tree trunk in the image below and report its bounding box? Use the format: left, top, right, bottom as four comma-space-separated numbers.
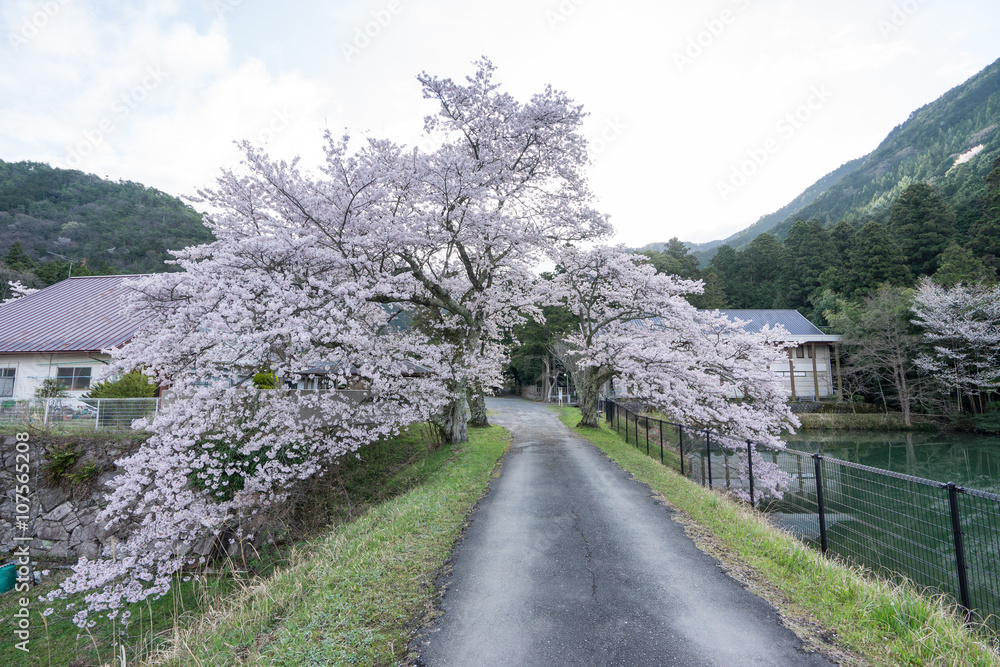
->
894, 356, 912, 426
434, 384, 469, 443
543, 354, 554, 402
577, 369, 601, 428
467, 387, 489, 427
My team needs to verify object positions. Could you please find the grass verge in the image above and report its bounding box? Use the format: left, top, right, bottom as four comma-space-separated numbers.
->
0, 423, 507, 666
553, 404, 999, 667
796, 413, 938, 431
151, 424, 508, 665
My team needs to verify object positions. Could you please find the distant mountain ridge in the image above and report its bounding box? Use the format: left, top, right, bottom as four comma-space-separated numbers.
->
0, 160, 214, 275
667, 57, 1000, 259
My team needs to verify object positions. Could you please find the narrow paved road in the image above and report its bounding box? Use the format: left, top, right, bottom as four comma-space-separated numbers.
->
413, 398, 836, 667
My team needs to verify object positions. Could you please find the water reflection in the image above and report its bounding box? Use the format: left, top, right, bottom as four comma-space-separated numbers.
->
782, 430, 1000, 494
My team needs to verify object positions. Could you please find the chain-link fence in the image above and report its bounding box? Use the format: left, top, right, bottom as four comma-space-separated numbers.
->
605, 399, 1000, 632
0, 397, 159, 430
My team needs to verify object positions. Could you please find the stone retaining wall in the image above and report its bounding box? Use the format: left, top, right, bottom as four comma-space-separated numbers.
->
1, 434, 142, 560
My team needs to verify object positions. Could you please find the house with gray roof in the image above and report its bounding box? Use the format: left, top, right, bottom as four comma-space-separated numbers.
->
715, 309, 841, 400
0, 275, 150, 400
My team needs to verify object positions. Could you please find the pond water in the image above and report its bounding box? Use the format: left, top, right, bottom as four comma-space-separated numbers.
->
782, 430, 1000, 495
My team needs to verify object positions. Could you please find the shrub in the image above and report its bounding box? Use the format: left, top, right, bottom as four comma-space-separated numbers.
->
85, 371, 157, 398
35, 378, 67, 398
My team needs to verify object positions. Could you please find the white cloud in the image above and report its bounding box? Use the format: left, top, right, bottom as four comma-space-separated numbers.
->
1, 0, 999, 249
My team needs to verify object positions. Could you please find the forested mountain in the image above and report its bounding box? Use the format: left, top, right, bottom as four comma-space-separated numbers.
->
684, 157, 865, 265
666, 57, 1000, 259
0, 161, 214, 294
628, 57, 1000, 327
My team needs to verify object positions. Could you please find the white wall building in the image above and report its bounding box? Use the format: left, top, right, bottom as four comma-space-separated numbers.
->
0, 275, 150, 401
715, 309, 841, 401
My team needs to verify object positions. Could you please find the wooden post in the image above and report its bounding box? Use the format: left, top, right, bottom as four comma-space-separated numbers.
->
811, 342, 820, 400
787, 348, 797, 401
834, 342, 843, 402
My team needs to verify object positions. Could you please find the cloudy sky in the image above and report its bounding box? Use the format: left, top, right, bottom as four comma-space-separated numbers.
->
2, 0, 999, 248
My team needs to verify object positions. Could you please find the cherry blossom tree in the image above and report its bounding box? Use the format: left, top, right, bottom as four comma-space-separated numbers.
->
2, 280, 38, 303
550, 246, 794, 434
197, 58, 609, 442
47, 58, 611, 625
912, 277, 1000, 414
46, 230, 453, 624
548, 245, 797, 496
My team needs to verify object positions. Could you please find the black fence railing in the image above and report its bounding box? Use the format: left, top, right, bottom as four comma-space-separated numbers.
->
604, 399, 1000, 633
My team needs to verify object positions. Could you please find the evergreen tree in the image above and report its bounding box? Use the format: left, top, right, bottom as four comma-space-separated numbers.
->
688, 269, 729, 309
969, 156, 1000, 264
932, 241, 995, 286
710, 235, 786, 308
845, 221, 912, 297
740, 234, 787, 308
709, 244, 740, 302
887, 183, 957, 276
2, 241, 35, 273
782, 219, 837, 309
829, 220, 858, 259
640, 237, 701, 280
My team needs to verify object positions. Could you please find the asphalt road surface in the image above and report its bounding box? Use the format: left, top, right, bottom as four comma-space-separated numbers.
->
412, 398, 837, 667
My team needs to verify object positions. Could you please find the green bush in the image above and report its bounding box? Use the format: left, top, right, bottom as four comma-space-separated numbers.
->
42, 443, 79, 485
85, 370, 157, 398
35, 378, 67, 398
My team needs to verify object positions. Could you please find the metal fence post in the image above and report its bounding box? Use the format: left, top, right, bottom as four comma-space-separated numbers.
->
645, 416, 649, 455
706, 430, 713, 490
94, 398, 101, 430
746, 440, 755, 508
946, 482, 973, 622
812, 453, 828, 553
659, 420, 663, 463
679, 425, 685, 477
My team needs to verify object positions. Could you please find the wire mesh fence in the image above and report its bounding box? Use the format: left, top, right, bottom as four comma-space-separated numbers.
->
604, 399, 1000, 633
0, 397, 159, 430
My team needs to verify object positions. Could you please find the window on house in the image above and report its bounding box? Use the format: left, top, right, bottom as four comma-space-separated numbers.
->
0, 368, 14, 397
795, 347, 805, 358
56, 367, 92, 391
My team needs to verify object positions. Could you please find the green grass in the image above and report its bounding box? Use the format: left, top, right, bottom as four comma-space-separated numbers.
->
796, 412, 938, 431
553, 405, 1000, 667
152, 424, 508, 665
0, 423, 507, 666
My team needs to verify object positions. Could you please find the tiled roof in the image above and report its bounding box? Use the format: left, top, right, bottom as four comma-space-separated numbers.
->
0, 275, 150, 353
711, 309, 826, 336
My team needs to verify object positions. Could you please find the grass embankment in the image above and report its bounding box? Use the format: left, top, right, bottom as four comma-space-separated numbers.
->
796, 412, 937, 431
156, 424, 508, 665
554, 405, 999, 667
0, 424, 508, 666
